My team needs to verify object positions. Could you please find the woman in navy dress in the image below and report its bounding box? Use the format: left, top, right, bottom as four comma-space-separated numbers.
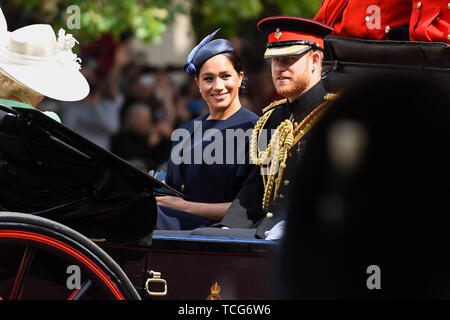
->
155, 30, 259, 230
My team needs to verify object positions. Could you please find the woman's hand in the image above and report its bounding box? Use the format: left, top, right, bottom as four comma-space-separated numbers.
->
156, 196, 188, 212
156, 196, 232, 221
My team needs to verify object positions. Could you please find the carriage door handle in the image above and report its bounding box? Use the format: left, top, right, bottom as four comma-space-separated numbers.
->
145, 270, 167, 296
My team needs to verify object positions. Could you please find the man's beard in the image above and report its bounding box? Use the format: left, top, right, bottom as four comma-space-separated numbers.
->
274, 73, 310, 100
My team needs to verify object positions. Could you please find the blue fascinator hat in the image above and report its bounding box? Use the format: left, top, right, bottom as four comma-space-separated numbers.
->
184, 29, 234, 75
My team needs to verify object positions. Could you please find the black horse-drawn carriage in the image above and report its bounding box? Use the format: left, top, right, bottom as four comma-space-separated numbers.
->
0, 87, 276, 300
0, 36, 448, 300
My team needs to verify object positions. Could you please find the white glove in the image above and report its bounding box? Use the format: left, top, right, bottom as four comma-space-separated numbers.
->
264, 220, 286, 240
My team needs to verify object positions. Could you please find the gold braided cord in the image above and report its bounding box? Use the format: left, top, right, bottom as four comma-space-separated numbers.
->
250, 108, 275, 167
250, 108, 274, 188
262, 98, 287, 114
273, 121, 294, 201
253, 93, 338, 212
260, 119, 294, 210
250, 98, 288, 168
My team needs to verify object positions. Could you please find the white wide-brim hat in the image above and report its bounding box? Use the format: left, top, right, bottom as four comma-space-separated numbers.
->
0, 9, 89, 102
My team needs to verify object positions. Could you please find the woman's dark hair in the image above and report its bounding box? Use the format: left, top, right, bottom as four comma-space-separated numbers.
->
195, 51, 249, 96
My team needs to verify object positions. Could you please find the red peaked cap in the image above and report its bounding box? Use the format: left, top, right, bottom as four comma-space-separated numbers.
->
257, 16, 333, 51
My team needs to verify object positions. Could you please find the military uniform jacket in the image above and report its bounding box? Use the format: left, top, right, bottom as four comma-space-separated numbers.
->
314, 0, 412, 40
315, 0, 450, 43
220, 81, 330, 238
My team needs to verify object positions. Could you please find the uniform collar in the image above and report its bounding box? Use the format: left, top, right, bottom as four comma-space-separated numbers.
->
287, 79, 327, 121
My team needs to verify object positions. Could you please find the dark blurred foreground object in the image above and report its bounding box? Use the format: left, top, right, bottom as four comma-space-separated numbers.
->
279, 72, 450, 299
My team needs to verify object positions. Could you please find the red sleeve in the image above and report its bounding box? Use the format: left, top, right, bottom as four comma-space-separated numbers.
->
315, 0, 412, 40
314, 0, 349, 28
410, 0, 450, 43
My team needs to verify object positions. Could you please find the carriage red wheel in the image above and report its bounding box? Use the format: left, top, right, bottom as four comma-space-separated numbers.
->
0, 212, 141, 300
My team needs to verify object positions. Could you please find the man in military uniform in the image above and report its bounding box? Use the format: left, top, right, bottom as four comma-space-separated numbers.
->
216, 17, 335, 239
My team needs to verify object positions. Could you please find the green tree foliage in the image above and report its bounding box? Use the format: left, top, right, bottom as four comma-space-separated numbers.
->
7, 0, 322, 43
9, 0, 185, 43
191, 0, 322, 38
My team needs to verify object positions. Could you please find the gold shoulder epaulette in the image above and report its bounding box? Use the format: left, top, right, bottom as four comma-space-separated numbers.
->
262, 98, 288, 114
323, 92, 339, 102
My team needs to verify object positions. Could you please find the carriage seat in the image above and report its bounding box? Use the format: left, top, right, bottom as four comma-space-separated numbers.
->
150, 229, 276, 254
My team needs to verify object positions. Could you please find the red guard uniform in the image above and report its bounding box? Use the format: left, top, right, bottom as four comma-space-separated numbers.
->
409, 1, 450, 43
314, 0, 412, 40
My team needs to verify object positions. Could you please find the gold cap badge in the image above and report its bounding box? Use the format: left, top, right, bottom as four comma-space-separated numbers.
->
206, 282, 222, 300
275, 28, 282, 41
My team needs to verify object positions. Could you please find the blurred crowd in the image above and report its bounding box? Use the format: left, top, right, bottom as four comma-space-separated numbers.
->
41, 34, 280, 173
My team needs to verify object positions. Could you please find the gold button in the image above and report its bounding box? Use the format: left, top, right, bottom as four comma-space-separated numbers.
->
181, 184, 185, 191
385, 26, 390, 33
266, 212, 274, 219
365, 16, 370, 22
448, 3, 450, 9
283, 179, 290, 186
417, 2, 422, 8
448, 34, 450, 41
279, 194, 284, 199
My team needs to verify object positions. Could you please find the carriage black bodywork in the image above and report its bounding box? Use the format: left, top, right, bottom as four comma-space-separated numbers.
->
0, 88, 275, 300
0, 36, 448, 300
